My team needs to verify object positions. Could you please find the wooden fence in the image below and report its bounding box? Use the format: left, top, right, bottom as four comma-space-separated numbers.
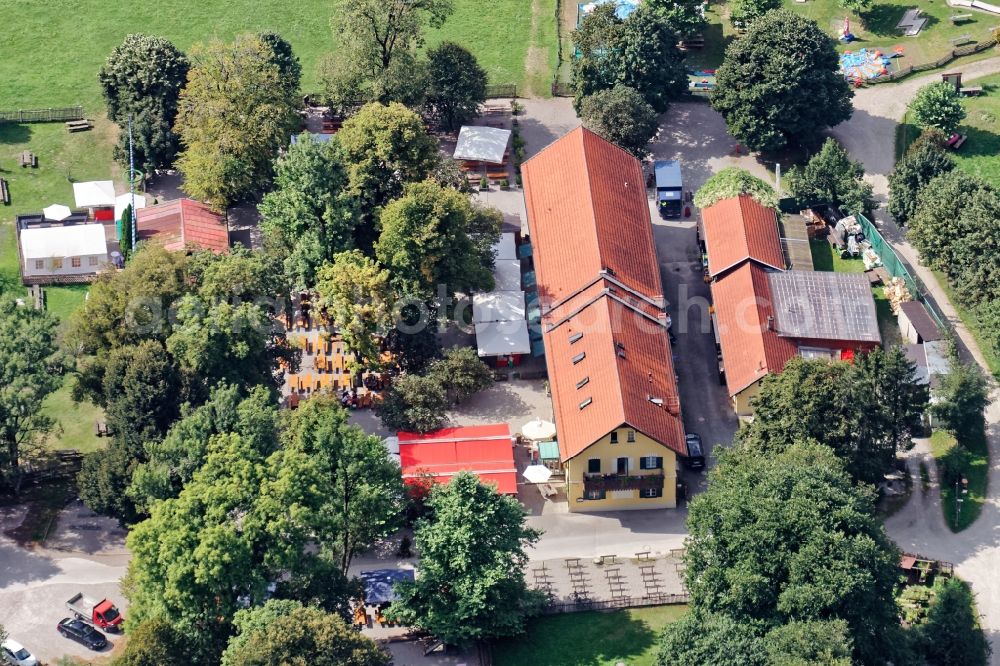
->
541, 593, 690, 614
870, 37, 998, 84
0, 106, 84, 123
485, 83, 518, 99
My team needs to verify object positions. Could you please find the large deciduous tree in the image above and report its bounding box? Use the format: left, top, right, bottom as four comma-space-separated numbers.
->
579, 84, 659, 159
376, 374, 449, 433
426, 42, 488, 131
221, 601, 390, 666
174, 35, 301, 210
729, 0, 782, 28
646, 0, 708, 38
712, 10, 852, 152
888, 133, 955, 226
0, 301, 64, 491
573, 4, 687, 113
428, 347, 493, 404
258, 136, 357, 289
99, 34, 190, 174
336, 103, 440, 238
109, 617, 190, 666
674, 441, 902, 664
257, 32, 302, 98
388, 472, 544, 645
909, 82, 967, 136
376, 180, 499, 298
914, 579, 991, 666
785, 138, 875, 214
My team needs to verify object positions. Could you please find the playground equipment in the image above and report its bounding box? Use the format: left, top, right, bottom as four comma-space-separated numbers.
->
839, 16, 855, 42
839, 48, 893, 84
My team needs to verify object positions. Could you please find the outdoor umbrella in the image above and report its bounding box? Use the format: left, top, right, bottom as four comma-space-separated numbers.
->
522, 418, 556, 441
43, 204, 72, 221
523, 464, 553, 484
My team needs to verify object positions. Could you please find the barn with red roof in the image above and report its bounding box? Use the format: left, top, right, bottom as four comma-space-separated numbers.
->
397, 424, 518, 495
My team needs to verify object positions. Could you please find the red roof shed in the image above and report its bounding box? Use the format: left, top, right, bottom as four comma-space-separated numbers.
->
135, 198, 229, 254
398, 424, 517, 494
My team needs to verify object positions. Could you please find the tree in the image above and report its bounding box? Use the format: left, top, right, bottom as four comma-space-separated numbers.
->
78, 440, 145, 525
915, 579, 991, 666
572, 4, 687, 113
189, 245, 287, 305
102, 341, 181, 449
907, 171, 995, 277
763, 620, 853, 666
428, 347, 493, 403
658, 613, 767, 665
729, 0, 782, 28
739, 356, 925, 484
785, 138, 875, 214
336, 103, 439, 236
257, 32, 302, 98
376, 180, 498, 298
323, 0, 453, 108
315, 251, 395, 371
110, 617, 189, 666
99, 34, 190, 174
388, 472, 544, 645
887, 134, 955, 226
680, 441, 902, 664
376, 374, 449, 433
647, 0, 708, 38
579, 85, 659, 158
426, 42, 487, 131
948, 192, 1000, 307
909, 82, 967, 136
222, 601, 390, 666
0, 300, 64, 491
932, 360, 989, 443
712, 10, 852, 152
693, 167, 777, 209
841, 0, 875, 24
174, 35, 301, 209
258, 136, 357, 289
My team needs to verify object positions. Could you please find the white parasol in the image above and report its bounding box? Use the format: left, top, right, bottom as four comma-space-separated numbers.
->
522, 419, 556, 441
523, 464, 553, 484
43, 204, 72, 221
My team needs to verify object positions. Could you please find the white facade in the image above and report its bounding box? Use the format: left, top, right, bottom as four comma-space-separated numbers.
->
21, 224, 108, 279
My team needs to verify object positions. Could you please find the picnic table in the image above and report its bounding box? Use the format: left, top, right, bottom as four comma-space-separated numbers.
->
18, 151, 36, 168
961, 86, 983, 96
896, 8, 927, 36
65, 119, 92, 133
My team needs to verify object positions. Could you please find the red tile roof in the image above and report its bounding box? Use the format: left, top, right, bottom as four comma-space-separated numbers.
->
523, 128, 686, 461
398, 424, 517, 494
702, 195, 784, 277
711, 262, 797, 396
136, 199, 229, 254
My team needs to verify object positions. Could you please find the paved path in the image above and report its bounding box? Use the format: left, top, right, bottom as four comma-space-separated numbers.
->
830, 59, 1000, 661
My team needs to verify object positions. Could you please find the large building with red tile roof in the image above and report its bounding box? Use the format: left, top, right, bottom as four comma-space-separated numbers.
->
397, 424, 517, 495
136, 198, 229, 254
523, 127, 686, 512
704, 196, 881, 415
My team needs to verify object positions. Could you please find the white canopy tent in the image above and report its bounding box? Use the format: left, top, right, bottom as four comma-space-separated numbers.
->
493, 232, 516, 261
523, 464, 553, 484
20, 223, 108, 259
453, 126, 511, 164
522, 419, 557, 441
473, 290, 525, 324
42, 204, 72, 221
493, 260, 522, 292
475, 320, 531, 356
73, 180, 116, 208
114, 193, 147, 220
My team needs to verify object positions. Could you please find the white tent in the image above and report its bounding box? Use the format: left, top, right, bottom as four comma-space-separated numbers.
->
42, 204, 72, 221
493, 232, 516, 261
522, 419, 557, 441
73, 181, 116, 208
523, 464, 553, 484
453, 126, 511, 164
20, 223, 107, 259
114, 193, 147, 220
473, 290, 525, 324
494, 260, 522, 292
475, 320, 531, 356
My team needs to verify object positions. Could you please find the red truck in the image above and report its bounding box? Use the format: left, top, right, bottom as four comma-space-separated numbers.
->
65, 593, 124, 632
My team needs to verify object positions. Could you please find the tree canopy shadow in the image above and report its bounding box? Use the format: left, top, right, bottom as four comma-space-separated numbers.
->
864, 5, 906, 37
0, 123, 31, 146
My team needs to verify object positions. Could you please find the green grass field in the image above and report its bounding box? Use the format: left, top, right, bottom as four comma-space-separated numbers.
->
0, 0, 555, 111
953, 75, 1000, 187
492, 605, 687, 666
930, 428, 988, 531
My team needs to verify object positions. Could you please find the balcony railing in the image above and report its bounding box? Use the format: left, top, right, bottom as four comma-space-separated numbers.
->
583, 473, 664, 492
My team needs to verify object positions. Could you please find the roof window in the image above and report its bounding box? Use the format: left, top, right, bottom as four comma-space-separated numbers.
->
572, 352, 586, 364
576, 377, 590, 389
579, 397, 592, 409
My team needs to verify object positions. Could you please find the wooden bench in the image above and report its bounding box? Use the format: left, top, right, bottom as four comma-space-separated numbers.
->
66, 120, 92, 133
960, 86, 983, 96
950, 33, 973, 46
19, 151, 36, 168
539, 483, 557, 499
950, 13, 973, 24
0, 178, 9, 205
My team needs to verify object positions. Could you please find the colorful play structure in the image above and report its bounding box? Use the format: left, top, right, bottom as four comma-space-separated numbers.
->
839, 48, 894, 83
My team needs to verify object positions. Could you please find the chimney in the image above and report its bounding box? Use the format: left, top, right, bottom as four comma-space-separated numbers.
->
767, 315, 774, 331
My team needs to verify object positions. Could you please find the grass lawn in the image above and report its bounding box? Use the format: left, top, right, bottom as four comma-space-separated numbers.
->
0, 0, 554, 109
41, 382, 105, 455
810, 239, 902, 345
929, 428, 989, 531
492, 605, 687, 666
952, 75, 1000, 187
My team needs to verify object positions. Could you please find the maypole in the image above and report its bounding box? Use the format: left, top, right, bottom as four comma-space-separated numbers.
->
128, 114, 137, 254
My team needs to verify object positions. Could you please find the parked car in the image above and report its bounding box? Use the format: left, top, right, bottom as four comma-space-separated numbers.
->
65, 592, 124, 631
1, 639, 38, 666
684, 433, 705, 470
56, 618, 107, 651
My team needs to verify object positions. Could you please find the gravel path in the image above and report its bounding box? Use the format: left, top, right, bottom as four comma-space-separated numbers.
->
830, 58, 1000, 661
